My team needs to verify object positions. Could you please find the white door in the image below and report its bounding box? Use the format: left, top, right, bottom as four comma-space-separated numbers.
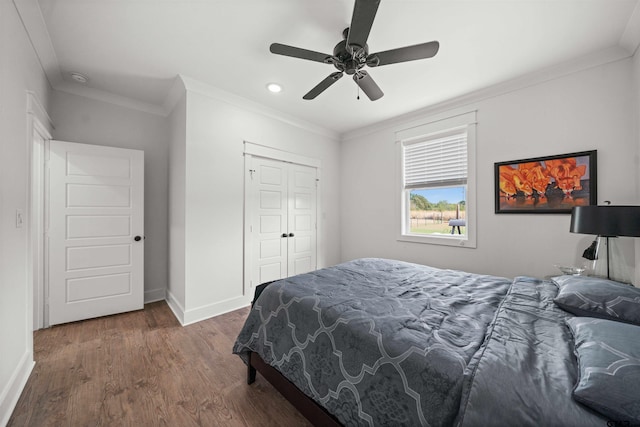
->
47, 140, 144, 325
287, 164, 317, 276
252, 158, 288, 284
248, 157, 317, 287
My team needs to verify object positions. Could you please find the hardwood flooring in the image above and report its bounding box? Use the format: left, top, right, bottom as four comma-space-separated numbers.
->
8, 302, 312, 426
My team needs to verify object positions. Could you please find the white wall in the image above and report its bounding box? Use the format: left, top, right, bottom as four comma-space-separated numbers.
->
168, 83, 341, 324
167, 92, 187, 312
633, 50, 640, 286
341, 58, 639, 282
50, 90, 170, 302
0, 2, 51, 425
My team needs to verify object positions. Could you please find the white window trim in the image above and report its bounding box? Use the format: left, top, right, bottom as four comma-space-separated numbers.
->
395, 111, 477, 248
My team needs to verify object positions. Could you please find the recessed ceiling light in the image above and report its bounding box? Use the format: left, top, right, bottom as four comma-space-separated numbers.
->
266, 83, 282, 93
70, 72, 89, 84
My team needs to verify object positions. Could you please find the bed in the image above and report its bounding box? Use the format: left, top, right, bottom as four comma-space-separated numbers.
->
232, 258, 640, 426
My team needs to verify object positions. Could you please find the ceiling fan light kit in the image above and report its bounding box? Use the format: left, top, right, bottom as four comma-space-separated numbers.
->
269, 0, 439, 101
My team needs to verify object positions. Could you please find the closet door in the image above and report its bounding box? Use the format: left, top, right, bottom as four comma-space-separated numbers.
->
248, 156, 317, 288
251, 157, 289, 285
287, 164, 317, 276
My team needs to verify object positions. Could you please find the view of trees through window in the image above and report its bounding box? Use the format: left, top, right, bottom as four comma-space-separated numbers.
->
409, 186, 466, 235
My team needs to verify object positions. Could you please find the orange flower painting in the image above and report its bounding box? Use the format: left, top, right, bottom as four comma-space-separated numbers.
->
495, 151, 596, 213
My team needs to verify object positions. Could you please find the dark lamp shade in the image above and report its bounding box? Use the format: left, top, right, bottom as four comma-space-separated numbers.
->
570, 206, 640, 237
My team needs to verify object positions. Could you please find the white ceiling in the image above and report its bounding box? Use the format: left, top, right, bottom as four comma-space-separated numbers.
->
22, 0, 640, 135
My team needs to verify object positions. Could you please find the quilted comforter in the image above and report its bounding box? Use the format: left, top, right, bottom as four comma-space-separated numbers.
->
232, 258, 608, 426
233, 258, 511, 425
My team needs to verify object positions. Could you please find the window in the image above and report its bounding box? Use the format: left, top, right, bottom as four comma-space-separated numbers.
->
397, 111, 476, 248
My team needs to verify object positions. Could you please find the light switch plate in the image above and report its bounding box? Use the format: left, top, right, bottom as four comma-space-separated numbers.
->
16, 209, 24, 228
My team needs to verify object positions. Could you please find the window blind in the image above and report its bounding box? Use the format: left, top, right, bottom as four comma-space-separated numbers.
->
403, 132, 467, 189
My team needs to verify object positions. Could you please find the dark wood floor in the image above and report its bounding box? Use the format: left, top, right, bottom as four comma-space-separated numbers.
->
8, 302, 312, 426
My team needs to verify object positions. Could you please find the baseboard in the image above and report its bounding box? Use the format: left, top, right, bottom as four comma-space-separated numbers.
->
0, 351, 34, 427
183, 295, 250, 326
165, 291, 250, 326
165, 289, 186, 326
144, 287, 166, 304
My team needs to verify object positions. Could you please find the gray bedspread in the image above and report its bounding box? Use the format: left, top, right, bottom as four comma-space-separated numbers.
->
232, 258, 512, 426
456, 276, 607, 427
233, 259, 611, 426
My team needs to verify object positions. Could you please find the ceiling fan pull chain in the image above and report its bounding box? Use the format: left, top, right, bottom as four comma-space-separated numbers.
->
357, 85, 360, 100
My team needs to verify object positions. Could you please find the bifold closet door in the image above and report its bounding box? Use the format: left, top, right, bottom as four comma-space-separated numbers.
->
286, 163, 317, 276
249, 157, 317, 286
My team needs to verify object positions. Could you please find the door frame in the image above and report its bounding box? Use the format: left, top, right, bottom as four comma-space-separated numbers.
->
27, 92, 53, 330
242, 141, 322, 300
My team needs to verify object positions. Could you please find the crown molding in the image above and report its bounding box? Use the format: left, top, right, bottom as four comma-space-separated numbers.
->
13, 0, 338, 134
162, 76, 187, 115
620, 1, 640, 55
341, 46, 631, 141
55, 81, 167, 116
17, 0, 637, 141
15, 0, 168, 117
179, 75, 339, 141
26, 90, 54, 129
13, 0, 63, 89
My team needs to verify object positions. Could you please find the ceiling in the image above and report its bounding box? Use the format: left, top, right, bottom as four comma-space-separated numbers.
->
22, 0, 640, 136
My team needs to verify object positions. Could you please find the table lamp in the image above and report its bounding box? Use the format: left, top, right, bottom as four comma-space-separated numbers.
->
570, 204, 640, 280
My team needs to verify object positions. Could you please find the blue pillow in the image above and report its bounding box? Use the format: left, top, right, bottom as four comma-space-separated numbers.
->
566, 317, 640, 423
553, 275, 640, 326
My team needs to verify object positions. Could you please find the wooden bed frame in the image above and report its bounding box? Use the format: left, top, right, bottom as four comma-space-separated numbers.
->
247, 351, 342, 427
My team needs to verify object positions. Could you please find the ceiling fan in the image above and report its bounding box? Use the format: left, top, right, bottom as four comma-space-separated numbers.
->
269, 0, 440, 101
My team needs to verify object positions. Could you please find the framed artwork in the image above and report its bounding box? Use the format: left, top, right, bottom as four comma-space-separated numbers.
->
495, 150, 597, 214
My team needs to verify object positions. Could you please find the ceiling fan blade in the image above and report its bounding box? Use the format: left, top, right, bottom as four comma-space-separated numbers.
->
368, 41, 440, 67
346, 0, 381, 53
270, 43, 333, 64
353, 71, 383, 101
303, 72, 344, 100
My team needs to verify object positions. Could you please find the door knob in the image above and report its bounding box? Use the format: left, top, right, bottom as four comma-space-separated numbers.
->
134, 235, 142, 241
288, 233, 294, 237
281, 233, 287, 238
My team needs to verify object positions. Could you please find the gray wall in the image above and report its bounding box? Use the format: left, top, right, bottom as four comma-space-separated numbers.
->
166, 84, 342, 324
168, 92, 187, 310
633, 51, 640, 286
50, 90, 170, 301
0, 2, 51, 424
340, 58, 639, 283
